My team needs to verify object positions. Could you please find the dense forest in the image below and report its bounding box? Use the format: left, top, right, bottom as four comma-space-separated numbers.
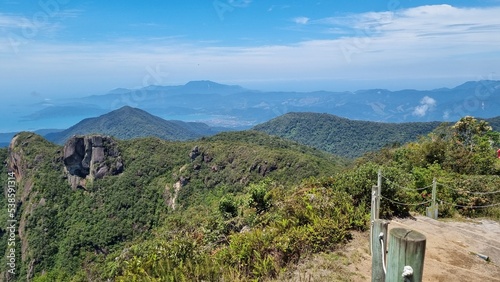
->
253, 112, 444, 158
0, 115, 499, 281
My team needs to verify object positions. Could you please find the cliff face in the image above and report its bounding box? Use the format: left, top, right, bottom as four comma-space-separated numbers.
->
5, 133, 62, 281
2, 133, 125, 281
8, 135, 27, 181
63, 135, 123, 189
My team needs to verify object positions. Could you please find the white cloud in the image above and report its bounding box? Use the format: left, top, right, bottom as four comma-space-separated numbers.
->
0, 14, 36, 29
313, 5, 500, 53
421, 96, 437, 107
293, 17, 310, 25
413, 105, 429, 117
413, 96, 437, 117
1, 5, 500, 95
0, 11, 76, 43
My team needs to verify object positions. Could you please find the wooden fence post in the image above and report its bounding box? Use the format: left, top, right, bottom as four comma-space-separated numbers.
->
370, 170, 382, 256
377, 169, 382, 217
370, 185, 380, 255
386, 228, 426, 282
372, 185, 380, 220
426, 178, 438, 219
371, 219, 389, 282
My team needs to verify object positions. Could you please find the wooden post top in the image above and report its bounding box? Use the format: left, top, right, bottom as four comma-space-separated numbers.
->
390, 228, 426, 242
387, 228, 427, 282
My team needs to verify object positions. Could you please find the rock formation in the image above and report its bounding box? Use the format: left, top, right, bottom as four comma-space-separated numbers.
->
189, 146, 200, 160
63, 135, 123, 189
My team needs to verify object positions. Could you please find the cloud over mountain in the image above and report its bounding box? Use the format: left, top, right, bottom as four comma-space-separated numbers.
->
413, 96, 437, 117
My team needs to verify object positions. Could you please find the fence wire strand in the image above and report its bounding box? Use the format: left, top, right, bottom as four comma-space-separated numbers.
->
380, 195, 433, 206
378, 173, 500, 209
436, 182, 500, 195
437, 199, 500, 209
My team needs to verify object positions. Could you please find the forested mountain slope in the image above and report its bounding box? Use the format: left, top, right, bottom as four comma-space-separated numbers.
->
0, 130, 345, 281
253, 112, 443, 158
487, 116, 500, 131
0, 115, 498, 281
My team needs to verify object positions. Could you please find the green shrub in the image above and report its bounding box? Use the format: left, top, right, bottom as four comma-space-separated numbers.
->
218, 196, 238, 219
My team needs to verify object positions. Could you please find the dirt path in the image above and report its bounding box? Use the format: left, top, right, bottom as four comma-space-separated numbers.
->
343, 216, 500, 281
387, 216, 500, 281
276, 215, 500, 281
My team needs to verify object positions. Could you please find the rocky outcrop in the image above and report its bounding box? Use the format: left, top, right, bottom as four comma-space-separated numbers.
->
8, 135, 23, 179
63, 135, 123, 189
189, 146, 200, 160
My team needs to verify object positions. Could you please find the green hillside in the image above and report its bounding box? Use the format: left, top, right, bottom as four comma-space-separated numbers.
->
487, 116, 500, 131
1, 115, 499, 281
0, 131, 347, 281
45, 106, 217, 144
253, 112, 444, 158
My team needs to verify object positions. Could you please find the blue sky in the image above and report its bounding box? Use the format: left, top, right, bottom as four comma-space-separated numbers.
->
1, 0, 500, 100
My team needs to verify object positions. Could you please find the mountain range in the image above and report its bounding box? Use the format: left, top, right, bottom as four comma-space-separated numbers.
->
2, 106, 499, 281
1, 83, 499, 281
16, 80, 500, 132
4, 105, 500, 159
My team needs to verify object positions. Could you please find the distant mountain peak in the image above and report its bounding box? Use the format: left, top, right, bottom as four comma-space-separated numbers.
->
114, 105, 140, 112
45, 106, 216, 144
185, 80, 223, 87
453, 80, 500, 90
107, 88, 131, 95
182, 80, 245, 94
354, 88, 392, 95
103, 106, 148, 117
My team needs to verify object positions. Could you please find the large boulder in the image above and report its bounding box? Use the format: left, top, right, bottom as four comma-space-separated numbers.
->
63, 135, 123, 189
63, 137, 91, 178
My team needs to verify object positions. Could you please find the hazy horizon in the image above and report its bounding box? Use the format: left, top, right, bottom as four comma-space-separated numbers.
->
1, 78, 499, 134
1, 1, 500, 132
1, 1, 500, 99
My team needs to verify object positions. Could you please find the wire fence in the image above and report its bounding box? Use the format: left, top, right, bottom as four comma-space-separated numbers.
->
379, 172, 500, 210
436, 182, 500, 196
380, 195, 432, 206
437, 199, 500, 209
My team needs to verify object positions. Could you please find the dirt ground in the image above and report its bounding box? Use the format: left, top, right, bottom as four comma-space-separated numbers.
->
277, 215, 500, 281
347, 215, 500, 281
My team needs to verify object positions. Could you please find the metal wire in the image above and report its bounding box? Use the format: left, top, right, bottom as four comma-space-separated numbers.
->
437, 199, 500, 209
378, 174, 500, 209
380, 195, 433, 206
436, 181, 500, 195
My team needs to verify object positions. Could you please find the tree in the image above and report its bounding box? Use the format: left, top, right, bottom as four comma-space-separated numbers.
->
218, 196, 238, 219
452, 116, 492, 152
486, 131, 500, 149
248, 183, 272, 214
448, 116, 497, 174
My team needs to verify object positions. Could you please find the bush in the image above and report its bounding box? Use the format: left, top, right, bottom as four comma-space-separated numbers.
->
218, 196, 238, 219
247, 182, 273, 214
112, 179, 369, 281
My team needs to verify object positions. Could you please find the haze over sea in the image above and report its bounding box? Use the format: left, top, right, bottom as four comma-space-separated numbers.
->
1, 1, 499, 132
